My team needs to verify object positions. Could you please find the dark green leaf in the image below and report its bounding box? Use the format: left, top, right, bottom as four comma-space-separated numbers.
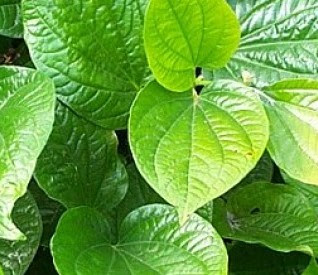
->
0, 1, 23, 38
52, 204, 228, 275
0, 66, 55, 240
0, 192, 42, 275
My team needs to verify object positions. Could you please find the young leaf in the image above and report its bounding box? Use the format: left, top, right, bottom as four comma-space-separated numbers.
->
129, 80, 269, 223
34, 103, 128, 212
214, 0, 318, 87
263, 79, 318, 185
0, 0, 23, 38
0, 192, 42, 274
23, 0, 150, 129
0, 66, 55, 240
228, 242, 310, 275
144, 0, 240, 92
213, 182, 318, 256
52, 204, 228, 275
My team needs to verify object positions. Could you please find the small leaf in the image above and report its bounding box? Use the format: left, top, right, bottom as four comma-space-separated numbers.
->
52, 204, 228, 275
23, 0, 150, 129
129, 80, 268, 222
214, 0, 318, 87
213, 182, 318, 256
0, 66, 55, 240
0, 192, 42, 275
144, 0, 240, 92
34, 103, 128, 212
229, 242, 310, 275
263, 79, 318, 185
0, 0, 23, 38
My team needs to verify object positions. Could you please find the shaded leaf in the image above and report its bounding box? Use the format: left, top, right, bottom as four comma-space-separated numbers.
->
0, 0, 23, 38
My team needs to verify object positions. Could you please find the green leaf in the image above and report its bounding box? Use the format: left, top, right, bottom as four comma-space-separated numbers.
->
214, 0, 318, 87
213, 182, 318, 256
52, 204, 228, 275
144, 0, 240, 92
0, 192, 42, 275
263, 79, 318, 185
0, 0, 23, 38
0, 66, 55, 240
228, 242, 309, 275
129, 80, 269, 222
196, 200, 214, 224
23, 0, 150, 129
303, 258, 318, 275
28, 180, 65, 247
34, 103, 128, 212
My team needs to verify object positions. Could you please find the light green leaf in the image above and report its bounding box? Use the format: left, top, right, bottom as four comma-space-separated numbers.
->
213, 182, 318, 256
129, 80, 269, 223
303, 258, 318, 275
0, 66, 55, 240
34, 103, 128, 212
0, 192, 42, 275
263, 79, 318, 185
144, 0, 240, 92
23, 0, 150, 129
214, 0, 318, 87
0, 1, 23, 38
52, 204, 228, 275
229, 242, 310, 275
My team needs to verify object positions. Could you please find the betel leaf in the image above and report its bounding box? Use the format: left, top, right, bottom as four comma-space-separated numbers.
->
228, 242, 309, 275
52, 204, 228, 275
213, 182, 318, 256
144, 0, 240, 92
263, 79, 318, 185
23, 0, 150, 130
0, 66, 55, 240
213, 0, 318, 87
0, 192, 42, 275
0, 1, 23, 38
34, 103, 128, 212
129, 80, 269, 222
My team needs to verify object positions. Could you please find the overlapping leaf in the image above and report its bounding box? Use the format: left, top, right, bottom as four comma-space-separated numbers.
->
0, 1, 23, 38
214, 0, 318, 87
0, 192, 42, 275
0, 66, 55, 240
23, 0, 150, 129
144, 0, 240, 92
129, 80, 269, 222
52, 204, 228, 275
264, 79, 318, 185
213, 182, 318, 256
35, 103, 128, 212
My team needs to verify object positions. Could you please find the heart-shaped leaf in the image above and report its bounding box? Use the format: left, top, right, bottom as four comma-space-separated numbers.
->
0, 0, 23, 38
263, 79, 318, 185
0, 192, 42, 274
144, 0, 240, 92
34, 103, 128, 212
214, 0, 318, 87
0, 66, 55, 240
129, 80, 269, 222
52, 204, 228, 275
213, 182, 318, 256
23, 0, 150, 129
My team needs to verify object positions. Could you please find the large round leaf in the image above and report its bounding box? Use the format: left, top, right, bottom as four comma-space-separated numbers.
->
144, 0, 240, 92
214, 0, 318, 87
0, 1, 23, 38
52, 204, 227, 275
213, 182, 318, 256
0, 66, 55, 240
34, 103, 128, 212
0, 192, 42, 275
263, 79, 318, 185
129, 80, 269, 222
23, 0, 150, 129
